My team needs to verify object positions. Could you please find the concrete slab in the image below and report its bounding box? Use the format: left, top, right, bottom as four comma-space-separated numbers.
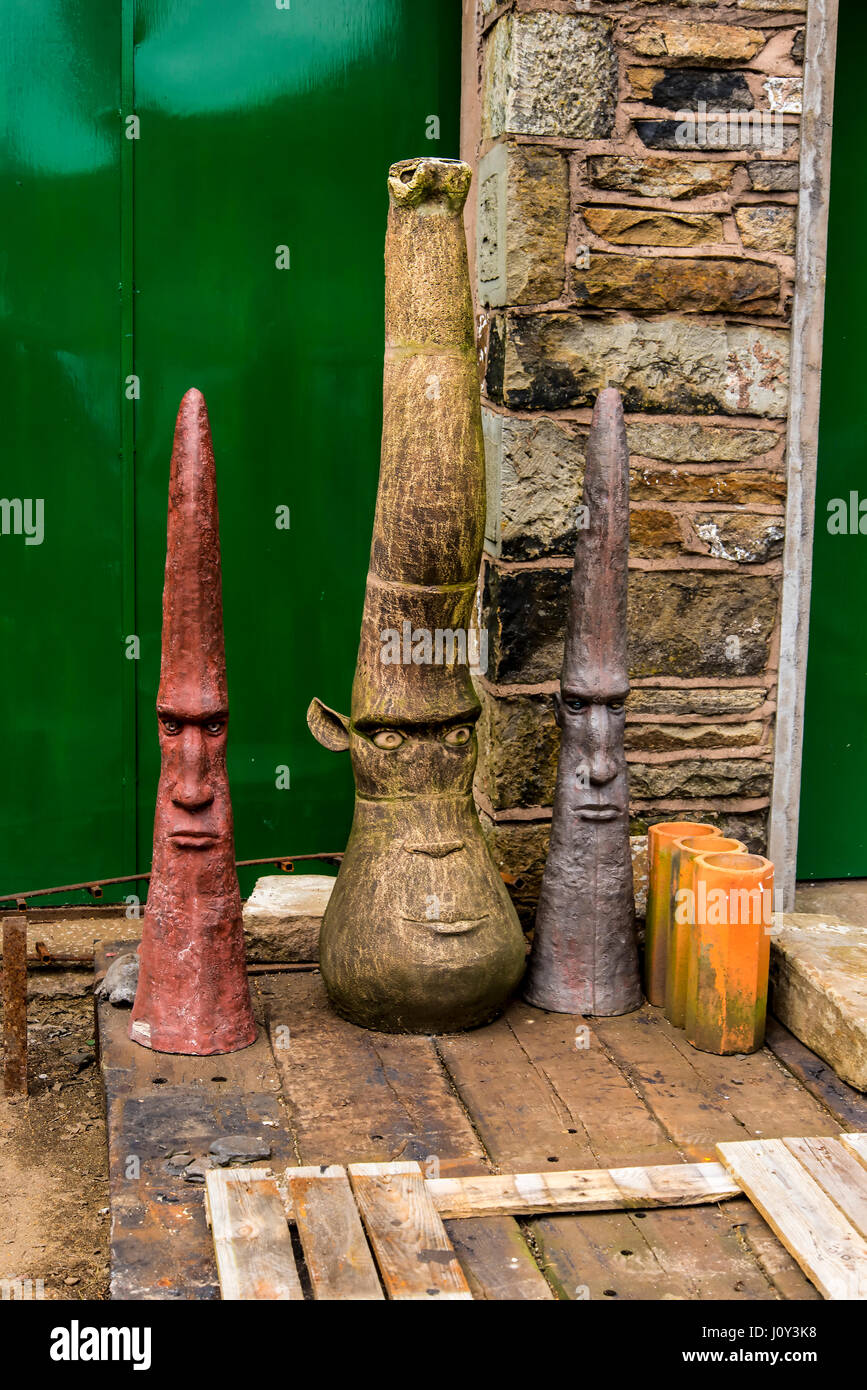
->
770, 912, 867, 1092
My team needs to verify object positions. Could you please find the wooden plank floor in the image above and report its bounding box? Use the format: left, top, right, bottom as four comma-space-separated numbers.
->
263, 971, 867, 1301
97, 944, 295, 1300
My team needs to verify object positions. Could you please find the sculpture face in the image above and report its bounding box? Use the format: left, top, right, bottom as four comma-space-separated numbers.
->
130, 389, 256, 1056
308, 158, 525, 1033
555, 688, 629, 823
309, 701, 524, 1032
523, 388, 642, 1017
155, 704, 230, 853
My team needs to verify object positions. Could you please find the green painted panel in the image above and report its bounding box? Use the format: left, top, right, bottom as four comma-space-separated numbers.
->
0, 0, 460, 904
797, 6, 867, 878
131, 1, 462, 896
0, 2, 129, 898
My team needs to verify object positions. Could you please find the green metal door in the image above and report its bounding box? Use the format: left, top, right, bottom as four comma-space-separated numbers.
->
0, 0, 461, 902
798, 4, 867, 879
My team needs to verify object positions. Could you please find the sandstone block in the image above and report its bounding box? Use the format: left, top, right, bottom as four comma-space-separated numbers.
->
483, 13, 617, 140
487, 312, 790, 417
627, 687, 766, 717
482, 565, 779, 683
482, 411, 585, 560
736, 204, 797, 255
628, 757, 772, 800
626, 420, 778, 464
583, 207, 725, 247
747, 160, 799, 193
572, 251, 780, 314
636, 118, 798, 154
632, 465, 785, 506
641, 68, 754, 111
625, 720, 764, 752
630, 22, 767, 63
692, 512, 784, 563
770, 914, 867, 1092
587, 155, 735, 200
478, 143, 569, 307
242, 874, 335, 962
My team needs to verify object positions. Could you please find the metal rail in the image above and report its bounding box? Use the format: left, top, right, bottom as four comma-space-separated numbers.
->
0, 852, 344, 909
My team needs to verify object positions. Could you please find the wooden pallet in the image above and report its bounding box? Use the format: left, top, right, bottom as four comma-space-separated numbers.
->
717, 1135, 867, 1300
204, 1157, 742, 1301
206, 1139, 867, 1301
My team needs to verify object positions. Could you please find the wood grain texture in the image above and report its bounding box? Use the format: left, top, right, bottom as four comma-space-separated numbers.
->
840, 1133, 867, 1168
765, 1018, 867, 1132
428, 1162, 740, 1218
266, 971, 552, 1300
440, 1004, 780, 1301
285, 1165, 383, 1300
205, 1169, 302, 1301
98, 946, 294, 1301
348, 1162, 472, 1300
717, 1139, 867, 1300
782, 1137, 867, 1241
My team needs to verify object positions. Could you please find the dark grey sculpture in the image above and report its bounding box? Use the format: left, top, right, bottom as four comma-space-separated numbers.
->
522, 388, 642, 1016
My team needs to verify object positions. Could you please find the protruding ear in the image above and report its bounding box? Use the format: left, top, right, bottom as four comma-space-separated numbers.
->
552, 691, 565, 730
307, 697, 350, 752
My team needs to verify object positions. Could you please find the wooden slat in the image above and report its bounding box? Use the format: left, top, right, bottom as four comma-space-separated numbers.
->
427, 1161, 740, 1219
765, 1019, 867, 1132
284, 1165, 383, 1301
717, 1139, 867, 1300
348, 1162, 472, 1301
782, 1137, 867, 1241
267, 972, 552, 1300
840, 1133, 867, 1169
205, 1168, 303, 1301
440, 1005, 782, 1301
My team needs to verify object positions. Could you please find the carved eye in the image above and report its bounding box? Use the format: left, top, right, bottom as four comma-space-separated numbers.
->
443, 726, 472, 746
372, 729, 405, 750
161, 718, 182, 735
205, 720, 225, 736
564, 699, 587, 714
608, 702, 625, 714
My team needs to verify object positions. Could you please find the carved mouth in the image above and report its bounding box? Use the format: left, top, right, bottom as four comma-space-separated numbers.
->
576, 805, 621, 822
402, 915, 488, 935
170, 829, 219, 848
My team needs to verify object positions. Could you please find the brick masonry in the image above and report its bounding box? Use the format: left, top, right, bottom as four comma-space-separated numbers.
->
463, 0, 805, 921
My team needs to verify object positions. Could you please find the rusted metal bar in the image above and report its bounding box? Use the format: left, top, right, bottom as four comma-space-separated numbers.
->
0, 851, 344, 905
2, 913, 27, 1096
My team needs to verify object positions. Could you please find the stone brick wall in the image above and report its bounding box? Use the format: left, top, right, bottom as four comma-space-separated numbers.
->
464, 0, 806, 923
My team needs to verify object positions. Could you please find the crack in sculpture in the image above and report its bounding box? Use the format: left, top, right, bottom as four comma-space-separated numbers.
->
308, 157, 526, 1033
523, 387, 643, 1017
130, 389, 257, 1055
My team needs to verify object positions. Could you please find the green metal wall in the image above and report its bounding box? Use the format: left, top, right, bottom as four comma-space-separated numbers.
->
797, 4, 867, 879
0, 0, 461, 901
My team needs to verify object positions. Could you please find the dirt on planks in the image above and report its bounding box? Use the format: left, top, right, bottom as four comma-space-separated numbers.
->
0, 971, 109, 1299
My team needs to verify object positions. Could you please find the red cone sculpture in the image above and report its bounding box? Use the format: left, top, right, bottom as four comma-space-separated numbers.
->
129, 389, 257, 1055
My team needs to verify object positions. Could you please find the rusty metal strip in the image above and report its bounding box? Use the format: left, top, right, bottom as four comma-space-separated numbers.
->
2, 914, 27, 1095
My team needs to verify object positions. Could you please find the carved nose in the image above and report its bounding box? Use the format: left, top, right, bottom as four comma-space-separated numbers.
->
172, 785, 214, 813
404, 841, 464, 857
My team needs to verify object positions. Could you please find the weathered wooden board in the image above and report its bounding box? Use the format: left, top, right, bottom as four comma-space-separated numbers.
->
440, 1003, 781, 1301
285, 1165, 383, 1300
590, 1005, 826, 1299
205, 1168, 302, 1301
97, 944, 294, 1300
348, 1162, 472, 1301
265, 971, 552, 1300
765, 1018, 867, 1132
717, 1138, 867, 1300
782, 1136, 867, 1241
427, 1162, 740, 1219
840, 1133, 867, 1168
